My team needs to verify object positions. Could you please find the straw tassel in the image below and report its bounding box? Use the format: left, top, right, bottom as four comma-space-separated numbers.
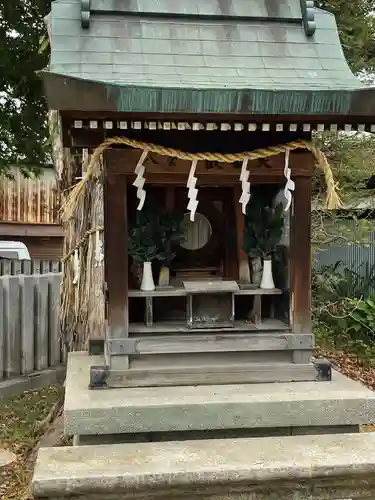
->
308, 145, 343, 209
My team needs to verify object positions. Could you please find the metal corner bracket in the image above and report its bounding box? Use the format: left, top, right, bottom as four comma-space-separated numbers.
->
300, 0, 316, 37
81, 0, 91, 29
107, 338, 139, 356
89, 365, 109, 389
314, 358, 332, 381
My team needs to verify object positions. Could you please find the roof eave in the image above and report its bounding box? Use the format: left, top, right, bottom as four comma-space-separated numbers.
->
41, 71, 375, 119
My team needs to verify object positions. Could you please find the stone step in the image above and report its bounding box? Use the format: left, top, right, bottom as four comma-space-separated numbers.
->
32, 433, 375, 499
65, 352, 375, 439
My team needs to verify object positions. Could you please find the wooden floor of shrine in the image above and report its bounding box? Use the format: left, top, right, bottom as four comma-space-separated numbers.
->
129, 319, 289, 335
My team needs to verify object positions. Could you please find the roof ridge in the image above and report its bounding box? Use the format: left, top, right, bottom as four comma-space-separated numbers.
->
80, 0, 316, 37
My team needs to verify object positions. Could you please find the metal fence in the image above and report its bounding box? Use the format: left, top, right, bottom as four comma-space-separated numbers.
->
0, 260, 64, 384
314, 231, 375, 272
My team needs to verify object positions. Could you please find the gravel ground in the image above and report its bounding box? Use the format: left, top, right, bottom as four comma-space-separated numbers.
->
0, 385, 63, 500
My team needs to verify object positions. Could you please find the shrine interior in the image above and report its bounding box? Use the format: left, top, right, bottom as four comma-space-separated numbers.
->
109, 129, 300, 335
127, 182, 290, 328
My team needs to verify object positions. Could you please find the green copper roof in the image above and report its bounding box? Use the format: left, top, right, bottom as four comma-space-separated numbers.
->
43, 0, 372, 116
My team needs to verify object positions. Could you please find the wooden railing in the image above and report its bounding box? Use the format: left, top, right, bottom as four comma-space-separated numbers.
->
0, 172, 59, 224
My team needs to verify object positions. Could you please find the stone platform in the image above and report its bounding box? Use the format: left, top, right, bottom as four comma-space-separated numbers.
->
32, 433, 375, 499
65, 352, 375, 442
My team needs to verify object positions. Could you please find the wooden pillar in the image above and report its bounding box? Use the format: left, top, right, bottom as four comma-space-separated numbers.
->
165, 186, 175, 213
233, 186, 251, 283
104, 169, 129, 368
158, 186, 175, 287
290, 176, 312, 335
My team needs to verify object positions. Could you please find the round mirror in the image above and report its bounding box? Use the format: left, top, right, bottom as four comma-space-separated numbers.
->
180, 212, 212, 251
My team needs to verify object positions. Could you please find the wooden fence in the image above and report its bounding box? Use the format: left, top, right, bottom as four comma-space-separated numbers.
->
0, 170, 59, 224
0, 260, 63, 383
0, 259, 63, 276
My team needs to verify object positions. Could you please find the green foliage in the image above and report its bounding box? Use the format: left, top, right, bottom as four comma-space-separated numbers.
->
0, 0, 50, 175
315, 296, 375, 364
345, 297, 375, 335
315, 318, 375, 364
313, 132, 375, 206
315, 0, 375, 75
311, 132, 375, 247
157, 212, 185, 265
312, 213, 375, 247
313, 262, 375, 364
243, 197, 284, 259
128, 212, 165, 263
128, 202, 184, 264
312, 261, 375, 301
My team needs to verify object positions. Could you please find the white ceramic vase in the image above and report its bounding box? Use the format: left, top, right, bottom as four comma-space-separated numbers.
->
140, 262, 155, 291
260, 258, 275, 290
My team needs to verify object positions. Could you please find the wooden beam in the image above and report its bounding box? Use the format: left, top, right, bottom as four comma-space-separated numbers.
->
66, 125, 311, 149
104, 170, 129, 368
251, 296, 262, 325
111, 333, 314, 355
290, 175, 312, 336
128, 287, 282, 297
128, 319, 288, 335
0, 222, 63, 238
60, 110, 371, 124
105, 362, 317, 387
233, 186, 251, 283
124, 174, 287, 186
106, 149, 313, 177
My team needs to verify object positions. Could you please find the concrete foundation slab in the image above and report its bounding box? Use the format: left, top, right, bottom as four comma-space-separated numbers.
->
65, 352, 375, 437
32, 433, 375, 499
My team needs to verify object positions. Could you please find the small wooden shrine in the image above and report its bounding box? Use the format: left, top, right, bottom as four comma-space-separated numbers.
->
43, 0, 375, 389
